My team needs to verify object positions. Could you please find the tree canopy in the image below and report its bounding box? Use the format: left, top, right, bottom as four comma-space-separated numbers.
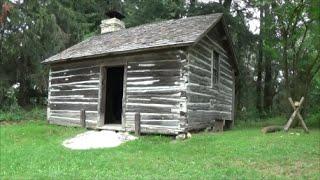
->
0, 0, 319, 120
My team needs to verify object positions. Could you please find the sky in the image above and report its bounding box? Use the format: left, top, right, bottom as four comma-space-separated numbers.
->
199, 0, 260, 34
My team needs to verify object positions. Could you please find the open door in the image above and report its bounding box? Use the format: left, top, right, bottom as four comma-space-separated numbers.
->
104, 66, 124, 125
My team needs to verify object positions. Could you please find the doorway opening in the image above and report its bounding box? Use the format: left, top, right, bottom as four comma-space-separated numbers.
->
105, 66, 124, 125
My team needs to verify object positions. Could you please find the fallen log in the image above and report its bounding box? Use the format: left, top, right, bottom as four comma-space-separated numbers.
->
261, 126, 283, 134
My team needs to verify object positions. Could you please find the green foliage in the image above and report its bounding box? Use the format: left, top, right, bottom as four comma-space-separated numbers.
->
0, 106, 46, 122
0, 0, 318, 123
0, 81, 19, 111
272, 0, 319, 98
236, 112, 320, 130
0, 109, 23, 122
123, 0, 186, 27
0, 121, 319, 179
236, 116, 286, 128
236, 107, 261, 122
0, 0, 104, 107
306, 111, 320, 128
308, 73, 320, 112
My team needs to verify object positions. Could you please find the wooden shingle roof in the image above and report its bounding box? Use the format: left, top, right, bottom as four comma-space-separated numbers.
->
42, 13, 228, 64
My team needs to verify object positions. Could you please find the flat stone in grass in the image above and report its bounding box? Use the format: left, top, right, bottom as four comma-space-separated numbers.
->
63, 130, 137, 150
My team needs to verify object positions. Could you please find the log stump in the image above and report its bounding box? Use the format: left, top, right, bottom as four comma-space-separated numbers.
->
213, 119, 225, 132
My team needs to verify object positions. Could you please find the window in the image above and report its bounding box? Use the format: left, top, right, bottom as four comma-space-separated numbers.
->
211, 50, 220, 88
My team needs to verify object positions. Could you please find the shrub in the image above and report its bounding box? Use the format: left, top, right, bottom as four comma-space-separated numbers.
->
0, 81, 20, 111
306, 112, 320, 128
0, 106, 46, 122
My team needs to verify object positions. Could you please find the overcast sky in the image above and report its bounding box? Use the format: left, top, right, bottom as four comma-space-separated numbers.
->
199, 0, 260, 34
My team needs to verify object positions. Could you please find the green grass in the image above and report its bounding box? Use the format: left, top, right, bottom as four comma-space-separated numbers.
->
1, 121, 319, 179
236, 115, 320, 129
0, 107, 46, 122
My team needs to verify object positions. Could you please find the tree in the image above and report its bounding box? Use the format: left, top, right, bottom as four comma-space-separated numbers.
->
271, 0, 320, 113
256, 2, 264, 116
123, 0, 185, 27
263, 2, 275, 114
0, 0, 98, 107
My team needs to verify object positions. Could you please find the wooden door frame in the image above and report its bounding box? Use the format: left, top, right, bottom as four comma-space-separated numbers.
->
98, 60, 127, 128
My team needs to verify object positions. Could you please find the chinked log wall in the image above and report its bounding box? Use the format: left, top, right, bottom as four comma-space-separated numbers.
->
47, 50, 187, 134
124, 50, 188, 134
48, 63, 100, 128
186, 32, 234, 130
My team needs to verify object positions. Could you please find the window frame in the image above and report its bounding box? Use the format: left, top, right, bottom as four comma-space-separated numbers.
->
211, 50, 220, 89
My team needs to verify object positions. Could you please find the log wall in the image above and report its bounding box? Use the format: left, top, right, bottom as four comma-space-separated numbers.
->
48, 63, 100, 128
124, 50, 188, 134
47, 50, 188, 134
47, 31, 236, 134
186, 31, 235, 130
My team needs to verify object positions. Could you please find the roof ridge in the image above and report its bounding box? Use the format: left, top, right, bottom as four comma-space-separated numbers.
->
43, 13, 223, 63
95, 13, 222, 38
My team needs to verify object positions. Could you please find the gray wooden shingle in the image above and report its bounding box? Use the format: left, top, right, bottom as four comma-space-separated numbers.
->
43, 13, 223, 64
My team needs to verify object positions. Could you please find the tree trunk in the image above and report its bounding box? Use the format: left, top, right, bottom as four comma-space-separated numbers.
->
17, 78, 31, 107
17, 57, 31, 107
283, 35, 290, 98
256, 41, 263, 116
223, 0, 232, 11
263, 5, 273, 114
190, 0, 196, 9
264, 56, 272, 113
256, 5, 264, 117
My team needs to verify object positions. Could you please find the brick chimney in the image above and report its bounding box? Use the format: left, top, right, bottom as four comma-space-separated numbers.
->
100, 11, 125, 34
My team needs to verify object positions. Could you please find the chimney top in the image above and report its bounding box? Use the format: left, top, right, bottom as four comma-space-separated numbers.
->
100, 10, 125, 34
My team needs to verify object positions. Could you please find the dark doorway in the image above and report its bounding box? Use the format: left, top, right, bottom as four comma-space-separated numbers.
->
105, 66, 124, 124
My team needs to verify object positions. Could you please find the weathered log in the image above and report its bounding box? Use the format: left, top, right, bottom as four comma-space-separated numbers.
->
126, 79, 182, 87
127, 97, 181, 106
135, 112, 141, 136
193, 44, 211, 58
126, 105, 173, 114
213, 119, 225, 132
51, 65, 99, 77
49, 103, 97, 111
50, 89, 99, 97
80, 109, 86, 128
49, 117, 97, 128
127, 70, 180, 77
189, 55, 211, 71
141, 120, 179, 127
50, 74, 99, 84
188, 73, 211, 86
189, 49, 211, 65
128, 61, 181, 70
188, 64, 211, 78
49, 98, 98, 102
261, 126, 283, 133
50, 111, 97, 120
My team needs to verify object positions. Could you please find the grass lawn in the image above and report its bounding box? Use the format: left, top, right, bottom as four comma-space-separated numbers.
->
0, 121, 319, 179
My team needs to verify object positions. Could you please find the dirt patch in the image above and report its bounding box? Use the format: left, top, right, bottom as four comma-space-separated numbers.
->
63, 130, 137, 150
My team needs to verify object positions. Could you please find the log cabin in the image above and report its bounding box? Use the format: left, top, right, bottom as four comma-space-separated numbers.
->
42, 12, 238, 135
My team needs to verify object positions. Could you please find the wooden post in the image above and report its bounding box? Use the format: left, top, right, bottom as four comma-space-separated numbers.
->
231, 69, 236, 129
80, 109, 86, 128
135, 112, 141, 136
287, 97, 309, 133
284, 97, 308, 132
98, 67, 106, 127
213, 119, 224, 132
